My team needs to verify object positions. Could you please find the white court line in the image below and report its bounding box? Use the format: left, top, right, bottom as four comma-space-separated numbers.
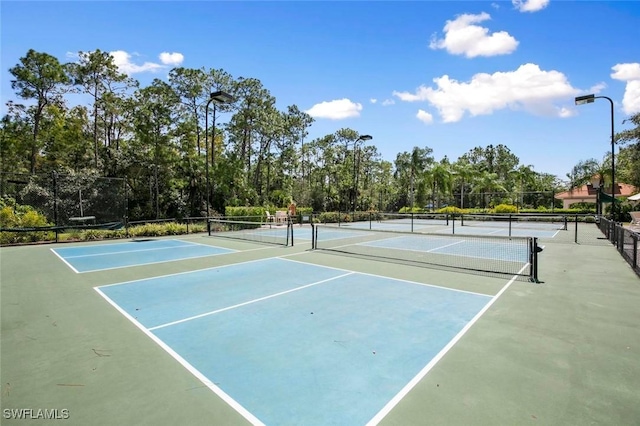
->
94, 287, 265, 426
62, 242, 213, 259
278, 256, 493, 298
74, 251, 240, 274
97, 256, 281, 288
148, 272, 354, 331
366, 264, 529, 426
50, 248, 80, 274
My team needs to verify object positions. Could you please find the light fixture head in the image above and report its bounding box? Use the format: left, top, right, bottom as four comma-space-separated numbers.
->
575, 94, 595, 105
359, 135, 373, 141
210, 91, 234, 104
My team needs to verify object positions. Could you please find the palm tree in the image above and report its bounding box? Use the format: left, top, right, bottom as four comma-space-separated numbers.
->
452, 161, 476, 209
425, 160, 453, 210
509, 165, 536, 210
470, 171, 506, 209
393, 146, 434, 210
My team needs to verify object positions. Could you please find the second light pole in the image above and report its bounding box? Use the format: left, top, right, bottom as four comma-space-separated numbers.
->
352, 134, 373, 216
575, 94, 616, 219
204, 90, 234, 216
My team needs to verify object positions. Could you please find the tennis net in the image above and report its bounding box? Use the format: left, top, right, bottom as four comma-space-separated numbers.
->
208, 218, 293, 246
311, 224, 540, 281
460, 214, 567, 232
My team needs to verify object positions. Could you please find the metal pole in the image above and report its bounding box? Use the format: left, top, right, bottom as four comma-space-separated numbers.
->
593, 96, 615, 220
608, 97, 615, 221
52, 171, 58, 243
205, 98, 213, 217
352, 142, 358, 216
211, 104, 217, 211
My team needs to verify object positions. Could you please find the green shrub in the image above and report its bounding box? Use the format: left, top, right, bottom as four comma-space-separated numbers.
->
436, 206, 466, 215
225, 206, 266, 220
0, 199, 55, 245
315, 211, 349, 223
164, 222, 187, 235
493, 204, 518, 214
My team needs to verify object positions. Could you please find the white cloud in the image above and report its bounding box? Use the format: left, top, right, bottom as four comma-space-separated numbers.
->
416, 110, 434, 124
105, 50, 185, 75
370, 98, 378, 104
620, 80, 640, 115
589, 82, 607, 94
382, 99, 395, 106
611, 63, 640, 114
110, 50, 165, 74
305, 98, 363, 120
429, 12, 519, 58
159, 52, 184, 66
611, 63, 640, 81
557, 107, 575, 118
393, 63, 578, 122
512, 0, 550, 13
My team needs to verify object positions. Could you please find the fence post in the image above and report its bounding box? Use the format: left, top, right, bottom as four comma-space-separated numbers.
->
633, 233, 638, 270
52, 171, 59, 243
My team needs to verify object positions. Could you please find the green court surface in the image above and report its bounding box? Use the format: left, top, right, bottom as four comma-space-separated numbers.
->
1, 228, 640, 425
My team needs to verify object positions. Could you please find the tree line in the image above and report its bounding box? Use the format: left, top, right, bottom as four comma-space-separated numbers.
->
2, 49, 639, 221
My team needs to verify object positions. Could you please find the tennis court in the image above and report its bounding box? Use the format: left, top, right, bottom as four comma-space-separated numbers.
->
52, 239, 235, 273
2, 220, 640, 425
96, 257, 494, 425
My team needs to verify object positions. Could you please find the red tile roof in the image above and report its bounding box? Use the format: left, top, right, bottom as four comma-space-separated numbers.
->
555, 183, 638, 199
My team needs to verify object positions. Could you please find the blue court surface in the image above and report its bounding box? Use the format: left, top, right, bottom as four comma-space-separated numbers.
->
52, 239, 234, 273
294, 228, 366, 242
360, 235, 529, 262
96, 257, 493, 425
434, 226, 559, 239
341, 220, 448, 232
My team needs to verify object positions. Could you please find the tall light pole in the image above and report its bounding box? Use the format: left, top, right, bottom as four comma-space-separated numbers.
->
351, 134, 373, 215
575, 94, 616, 220
204, 90, 234, 216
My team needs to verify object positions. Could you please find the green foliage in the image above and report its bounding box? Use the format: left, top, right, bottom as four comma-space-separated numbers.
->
0, 198, 54, 244
10, 48, 638, 223
315, 211, 349, 223
493, 204, 518, 213
518, 207, 594, 214
398, 206, 423, 213
225, 206, 271, 221
437, 206, 465, 215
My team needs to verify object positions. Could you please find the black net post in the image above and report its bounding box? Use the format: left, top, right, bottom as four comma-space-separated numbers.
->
574, 215, 579, 243
530, 237, 542, 283
508, 214, 512, 237
289, 216, 294, 247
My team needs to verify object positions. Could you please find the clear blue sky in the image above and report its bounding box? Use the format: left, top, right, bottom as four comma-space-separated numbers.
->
2, 1, 639, 180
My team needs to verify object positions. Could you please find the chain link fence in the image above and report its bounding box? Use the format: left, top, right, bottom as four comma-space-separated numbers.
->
1, 171, 127, 229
